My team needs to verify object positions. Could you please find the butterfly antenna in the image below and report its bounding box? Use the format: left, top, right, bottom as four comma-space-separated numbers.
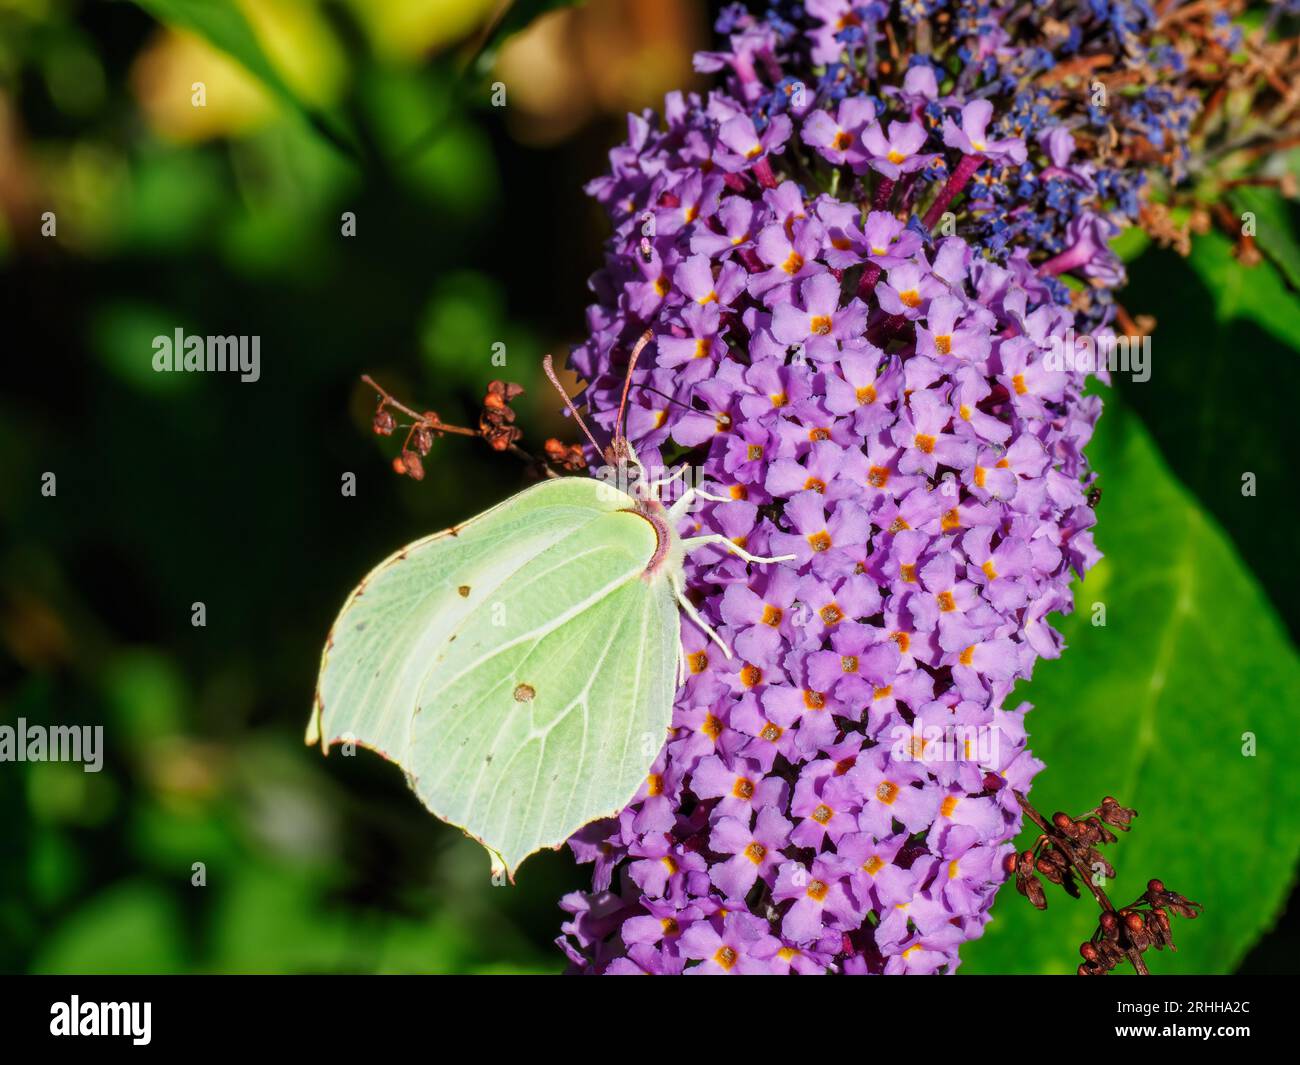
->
640, 383, 696, 413
542, 354, 605, 457
614, 330, 654, 448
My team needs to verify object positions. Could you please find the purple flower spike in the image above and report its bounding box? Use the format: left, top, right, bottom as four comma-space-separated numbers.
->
549, 1, 1152, 976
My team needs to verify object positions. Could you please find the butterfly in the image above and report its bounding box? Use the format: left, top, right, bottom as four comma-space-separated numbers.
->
307, 332, 793, 879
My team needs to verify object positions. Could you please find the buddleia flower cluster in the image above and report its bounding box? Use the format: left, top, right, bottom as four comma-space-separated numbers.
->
554, 1, 1226, 974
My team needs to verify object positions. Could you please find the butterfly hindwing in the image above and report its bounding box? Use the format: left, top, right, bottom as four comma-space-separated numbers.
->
310, 476, 677, 876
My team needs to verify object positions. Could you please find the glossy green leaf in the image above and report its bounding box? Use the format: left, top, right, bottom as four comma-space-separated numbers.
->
1188, 229, 1300, 352
962, 405, 1300, 974
1229, 186, 1300, 293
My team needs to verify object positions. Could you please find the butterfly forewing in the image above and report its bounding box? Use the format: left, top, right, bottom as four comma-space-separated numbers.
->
310, 476, 677, 877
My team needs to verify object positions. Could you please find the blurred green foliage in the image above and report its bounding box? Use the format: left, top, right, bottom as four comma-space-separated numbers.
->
1, 0, 1297, 975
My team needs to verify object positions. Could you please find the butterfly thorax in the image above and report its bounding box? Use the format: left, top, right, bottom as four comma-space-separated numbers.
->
591, 452, 683, 584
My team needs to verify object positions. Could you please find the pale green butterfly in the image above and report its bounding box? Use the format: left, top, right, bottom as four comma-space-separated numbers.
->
306, 332, 793, 879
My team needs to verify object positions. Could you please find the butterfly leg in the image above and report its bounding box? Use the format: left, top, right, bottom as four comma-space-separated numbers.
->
681, 533, 797, 567
666, 485, 733, 522
668, 570, 733, 659
643, 464, 690, 492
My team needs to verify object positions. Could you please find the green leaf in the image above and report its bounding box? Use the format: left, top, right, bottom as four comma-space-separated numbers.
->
1188, 229, 1300, 352
1229, 186, 1300, 293
962, 404, 1300, 974
129, 0, 356, 158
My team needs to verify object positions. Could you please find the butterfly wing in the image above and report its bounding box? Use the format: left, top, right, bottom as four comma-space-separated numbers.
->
309, 476, 678, 877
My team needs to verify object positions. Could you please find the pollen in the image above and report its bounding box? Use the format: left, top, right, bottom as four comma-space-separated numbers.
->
808, 530, 832, 552
959, 645, 975, 666
907, 736, 926, 759
745, 841, 767, 864
662, 916, 680, 936
733, 777, 755, 800
745, 143, 763, 160
806, 879, 829, 901
974, 465, 987, 487
653, 409, 668, 429
831, 236, 852, 250
856, 383, 877, 404
812, 804, 833, 824
714, 944, 738, 970
982, 560, 998, 580
820, 603, 843, 625
699, 290, 718, 305
949, 859, 961, 880
937, 590, 957, 612
899, 288, 922, 307
778, 946, 799, 962
688, 651, 709, 673
684, 203, 699, 223
806, 477, 827, 493
900, 562, 917, 582
694, 338, 709, 359
782, 252, 804, 274
863, 856, 885, 876
940, 795, 960, 818
891, 631, 910, 653
873, 685, 892, 700
934, 334, 952, 355
761, 604, 783, 627
810, 315, 833, 335
654, 275, 670, 297
889, 517, 909, 532
770, 391, 788, 407
760, 721, 784, 743
840, 655, 859, 673
702, 713, 723, 740
867, 465, 890, 488
876, 780, 899, 804
740, 664, 763, 687
729, 484, 747, 500
747, 444, 764, 461
914, 433, 936, 454
832, 130, 853, 151
804, 689, 825, 710
959, 404, 972, 420
809, 427, 831, 441
887, 149, 907, 165
1012, 373, 1028, 395
647, 773, 664, 796
942, 508, 961, 531
661, 855, 678, 874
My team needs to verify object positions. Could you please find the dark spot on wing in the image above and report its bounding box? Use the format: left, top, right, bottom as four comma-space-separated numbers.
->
354, 622, 367, 632
485, 755, 493, 765
458, 585, 471, 597
513, 683, 536, 703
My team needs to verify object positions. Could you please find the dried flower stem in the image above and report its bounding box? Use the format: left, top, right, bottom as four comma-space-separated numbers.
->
1015, 791, 1150, 975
